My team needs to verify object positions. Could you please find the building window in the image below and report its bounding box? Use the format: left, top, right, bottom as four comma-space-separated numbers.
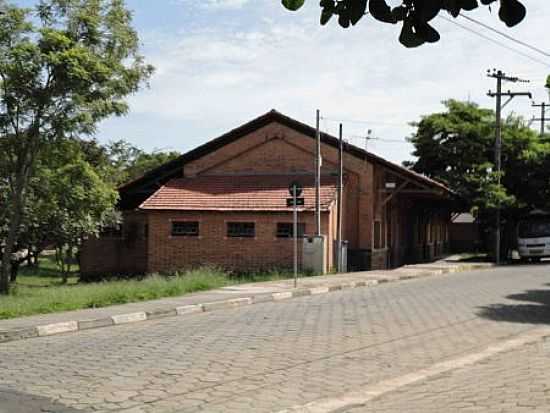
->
374, 220, 384, 249
171, 221, 199, 237
227, 222, 255, 238
276, 223, 306, 238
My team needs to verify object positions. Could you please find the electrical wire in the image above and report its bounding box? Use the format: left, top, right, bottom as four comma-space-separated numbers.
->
320, 116, 409, 127
438, 15, 550, 69
459, 13, 550, 59
349, 135, 408, 143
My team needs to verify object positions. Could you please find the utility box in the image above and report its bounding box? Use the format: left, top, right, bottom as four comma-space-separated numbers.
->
333, 240, 348, 273
302, 236, 326, 274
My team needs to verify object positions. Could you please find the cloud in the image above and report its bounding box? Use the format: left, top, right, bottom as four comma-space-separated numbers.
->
175, 0, 251, 10
101, 2, 550, 164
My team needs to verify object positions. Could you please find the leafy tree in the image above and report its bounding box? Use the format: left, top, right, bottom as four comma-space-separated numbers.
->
105, 139, 180, 186
1, 140, 119, 283
0, 0, 153, 294
281, 0, 527, 47
406, 100, 550, 229
46, 154, 118, 283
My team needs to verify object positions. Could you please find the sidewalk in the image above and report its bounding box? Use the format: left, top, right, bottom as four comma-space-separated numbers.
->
0, 259, 494, 344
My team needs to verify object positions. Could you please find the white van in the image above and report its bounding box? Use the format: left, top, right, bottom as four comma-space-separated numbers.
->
517, 213, 550, 262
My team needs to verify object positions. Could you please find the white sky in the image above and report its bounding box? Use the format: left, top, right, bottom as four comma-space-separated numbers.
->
97, 0, 550, 165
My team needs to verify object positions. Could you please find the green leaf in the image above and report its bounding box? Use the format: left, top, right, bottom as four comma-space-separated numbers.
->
499, 0, 526, 27
320, 9, 333, 25
281, 0, 305, 11
349, 0, 367, 25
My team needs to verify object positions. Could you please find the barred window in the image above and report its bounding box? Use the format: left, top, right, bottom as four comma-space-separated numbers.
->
171, 221, 199, 237
227, 222, 255, 238
276, 223, 306, 238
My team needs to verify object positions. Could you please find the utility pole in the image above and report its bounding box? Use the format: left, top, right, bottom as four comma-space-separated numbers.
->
336, 123, 344, 272
532, 102, 549, 137
293, 185, 298, 288
487, 69, 531, 265
315, 109, 321, 236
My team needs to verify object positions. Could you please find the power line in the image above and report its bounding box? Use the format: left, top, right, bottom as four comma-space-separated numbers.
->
459, 13, 550, 59
438, 15, 550, 69
320, 116, 409, 127
348, 135, 409, 144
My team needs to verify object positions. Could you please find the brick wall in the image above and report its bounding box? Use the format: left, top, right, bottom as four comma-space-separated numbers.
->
80, 212, 148, 279
81, 120, 452, 277
147, 210, 333, 274
184, 122, 370, 251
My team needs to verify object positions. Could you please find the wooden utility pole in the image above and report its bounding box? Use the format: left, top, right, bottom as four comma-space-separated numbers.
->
487, 69, 531, 265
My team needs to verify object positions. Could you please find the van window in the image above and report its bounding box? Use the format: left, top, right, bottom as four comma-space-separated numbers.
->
519, 220, 550, 238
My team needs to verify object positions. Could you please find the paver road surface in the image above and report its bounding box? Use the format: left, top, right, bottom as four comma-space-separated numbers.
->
1, 264, 550, 412
345, 337, 550, 413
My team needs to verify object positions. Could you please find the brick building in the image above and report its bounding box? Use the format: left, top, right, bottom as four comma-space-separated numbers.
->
81, 110, 453, 278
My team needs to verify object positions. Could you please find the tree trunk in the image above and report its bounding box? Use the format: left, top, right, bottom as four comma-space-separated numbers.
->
0, 210, 20, 294
1, 175, 28, 295
10, 260, 20, 283
0, 252, 11, 294
62, 246, 73, 284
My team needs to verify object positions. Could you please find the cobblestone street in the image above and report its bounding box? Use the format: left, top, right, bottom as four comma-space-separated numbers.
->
2, 264, 550, 412
346, 337, 550, 413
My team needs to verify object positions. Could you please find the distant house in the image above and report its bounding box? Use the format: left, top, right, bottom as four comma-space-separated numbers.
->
449, 213, 482, 253
81, 110, 453, 277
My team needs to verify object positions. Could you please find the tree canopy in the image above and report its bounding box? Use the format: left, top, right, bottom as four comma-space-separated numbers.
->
104, 140, 181, 186
0, 0, 153, 293
1, 136, 179, 283
281, 0, 527, 47
406, 100, 550, 226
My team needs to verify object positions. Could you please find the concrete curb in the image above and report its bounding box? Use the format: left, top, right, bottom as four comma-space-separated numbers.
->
0, 263, 495, 344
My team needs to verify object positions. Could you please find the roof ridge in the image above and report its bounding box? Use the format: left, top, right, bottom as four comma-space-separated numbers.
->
122, 109, 451, 197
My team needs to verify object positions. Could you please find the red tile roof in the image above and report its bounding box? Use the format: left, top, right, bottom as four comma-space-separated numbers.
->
140, 175, 337, 212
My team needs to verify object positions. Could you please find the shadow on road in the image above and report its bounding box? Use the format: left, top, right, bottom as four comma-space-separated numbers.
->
479, 287, 550, 325
0, 388, 80, 413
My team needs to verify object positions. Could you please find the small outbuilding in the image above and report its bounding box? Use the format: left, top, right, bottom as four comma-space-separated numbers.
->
81, 110, 453, 277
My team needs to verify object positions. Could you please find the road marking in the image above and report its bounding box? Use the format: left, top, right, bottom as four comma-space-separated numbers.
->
277, 326, 550, 413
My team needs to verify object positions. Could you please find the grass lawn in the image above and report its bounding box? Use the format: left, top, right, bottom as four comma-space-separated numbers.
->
0, 255, 307, 320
